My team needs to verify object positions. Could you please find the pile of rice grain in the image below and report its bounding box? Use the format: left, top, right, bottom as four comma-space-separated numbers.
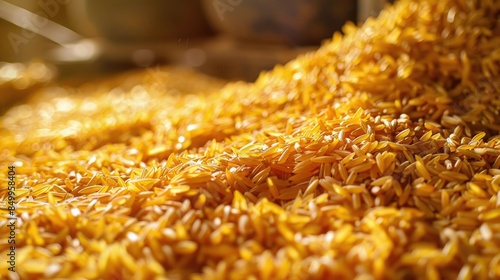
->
1, 0, 500, 279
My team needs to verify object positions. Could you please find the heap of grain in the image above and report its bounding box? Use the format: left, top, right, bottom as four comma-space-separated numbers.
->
1, 0, 500, 279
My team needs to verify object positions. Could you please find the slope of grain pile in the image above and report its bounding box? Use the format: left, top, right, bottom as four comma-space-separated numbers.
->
1, 0, 500, 279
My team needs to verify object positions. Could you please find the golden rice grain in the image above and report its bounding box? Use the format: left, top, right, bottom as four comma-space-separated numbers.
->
439, 171, 470, 183
479, 208, 500, 222
173, 241, 198, 255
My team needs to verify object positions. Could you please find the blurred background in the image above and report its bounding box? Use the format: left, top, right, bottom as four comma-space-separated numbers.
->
0, 0, 392, 108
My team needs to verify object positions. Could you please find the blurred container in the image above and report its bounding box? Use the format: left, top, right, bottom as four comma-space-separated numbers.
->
201, 0, 357, 46
0, 0, 56, 62
198, 36, 315, 81
65, 1, 99, 38
85, 0, 214, 43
